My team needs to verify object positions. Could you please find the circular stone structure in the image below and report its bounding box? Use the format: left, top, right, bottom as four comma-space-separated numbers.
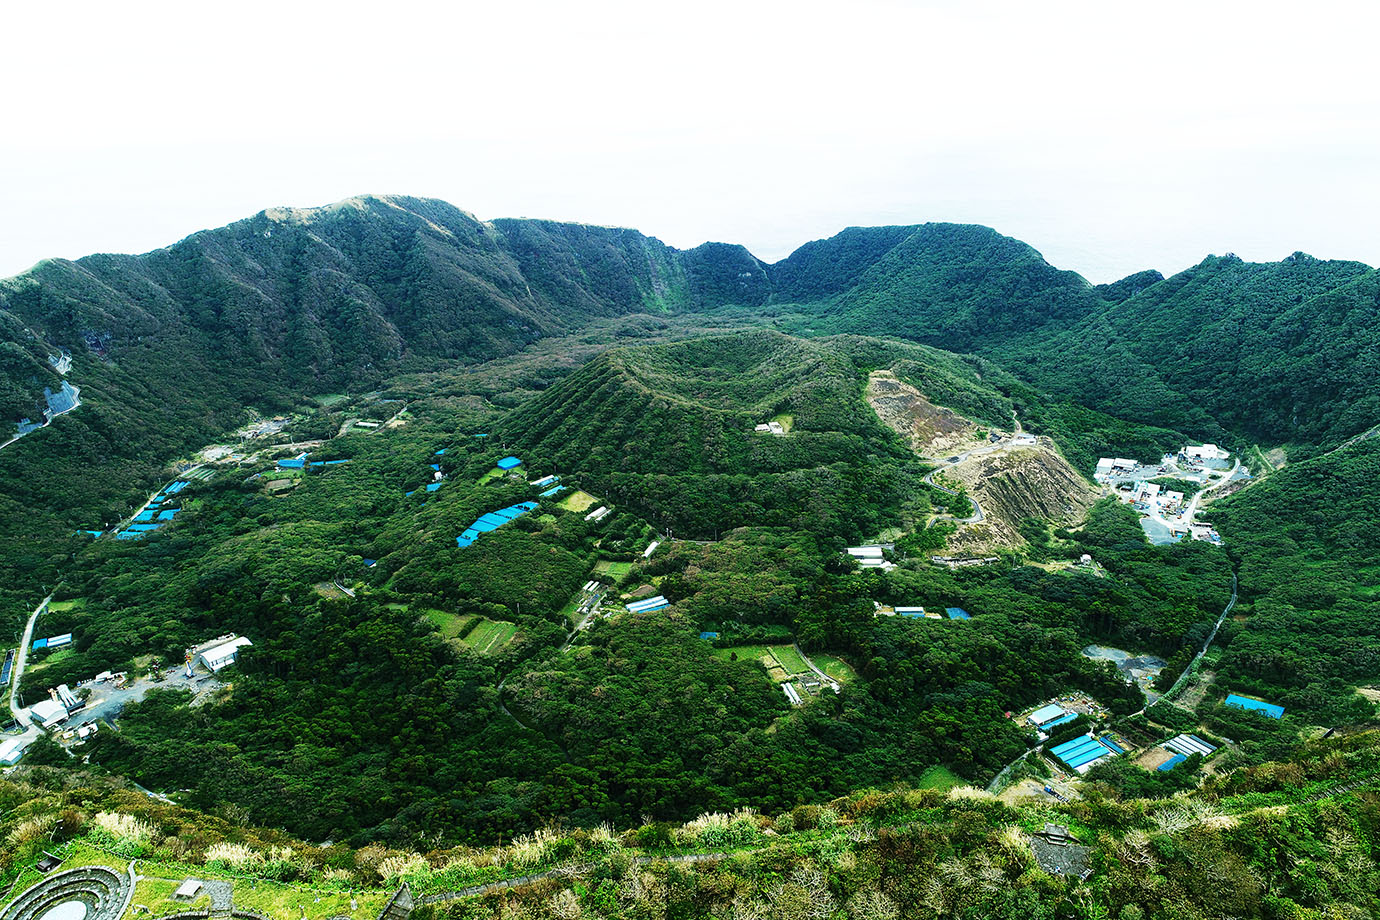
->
39, 904, 88, 920
2, 868, 130, 920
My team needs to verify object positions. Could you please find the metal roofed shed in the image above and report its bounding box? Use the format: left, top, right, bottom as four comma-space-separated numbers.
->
1049, 734, 1117, 773
1225, 693, 1284, 719
626, 595, 669, 613
455, 502, 539, 547
198, 636, 252, 672
0, 737, 27, 765
30, 698, 69, 729
1165, 733, 1216, 757
1028, 703, 1068, 726
497, 456, 522, 470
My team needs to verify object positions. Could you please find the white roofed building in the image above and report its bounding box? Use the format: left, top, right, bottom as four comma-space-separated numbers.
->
198, 636, 253, 672
1183, 444, 1229, 461
30, 698, 68, 729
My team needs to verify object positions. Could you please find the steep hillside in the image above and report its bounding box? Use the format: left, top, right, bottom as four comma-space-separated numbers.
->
499, 331, 1033, 538
1208, 436, 1380, 723
808, 223, 1104, 351
1010, 252, 1379, 446
947, 446, 1098, 551
765, 224, 917, 301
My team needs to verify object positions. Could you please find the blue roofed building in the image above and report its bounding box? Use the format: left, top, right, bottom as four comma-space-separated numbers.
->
497, 456, 522, 470
946, 607, 971, 620
456, 501, 539, 547
1225, 693, 1284, 719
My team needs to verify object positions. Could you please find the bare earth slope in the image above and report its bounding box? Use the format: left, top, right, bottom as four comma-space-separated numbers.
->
864, 371, 989, 457
865, 371, 1096, 550
947, 444, 1098, 550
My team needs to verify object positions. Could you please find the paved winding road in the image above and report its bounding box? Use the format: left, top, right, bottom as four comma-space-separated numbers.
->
7, 594, 53, 742
923, 468, 985, 524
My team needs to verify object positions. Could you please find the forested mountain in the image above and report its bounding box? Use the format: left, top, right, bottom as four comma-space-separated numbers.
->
2, 196, 1379, 888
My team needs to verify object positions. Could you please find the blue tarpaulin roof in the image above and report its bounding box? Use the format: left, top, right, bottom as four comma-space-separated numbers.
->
435, 449, 446, 455
699, 632, 720, 640
946, 607, 971, 620
1225, 693, 1284, 718
1050, 735, 1115, 769
456, 502, 539, 547
157, 509, 178, 521
1158, 753, 1187, 772
541, 486, 564, 497
497, 456, 522, 470
135, 510, 156, 522
278, 459, 306, 469
430, 464, 441, 471
425, 483, 442, 492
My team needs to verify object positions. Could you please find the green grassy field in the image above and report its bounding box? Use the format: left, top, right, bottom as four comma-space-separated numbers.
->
809, 652, 857, 683
424, 609, 477, 640
314, 392, 347, 407
594, 560, 633, 578
559, 490, 600, 513
46, 598, 85, 612
772, 413, 794, 432
461, 619, 520, 654
23, 647, 74, 677
916, 764, 965, 791
771, 645, 810, 674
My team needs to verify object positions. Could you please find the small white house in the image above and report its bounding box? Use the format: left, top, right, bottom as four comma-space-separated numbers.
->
198, 636, 253, 673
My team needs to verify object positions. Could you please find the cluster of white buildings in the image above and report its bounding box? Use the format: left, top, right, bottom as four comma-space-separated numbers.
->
754, 421, 786, 435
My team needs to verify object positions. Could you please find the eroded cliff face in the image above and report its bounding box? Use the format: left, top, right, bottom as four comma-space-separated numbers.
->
865, 371, 988, 457
947, 445, 1098, 551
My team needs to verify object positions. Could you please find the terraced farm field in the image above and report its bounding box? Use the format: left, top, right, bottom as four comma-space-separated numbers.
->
462, 618, 520, 654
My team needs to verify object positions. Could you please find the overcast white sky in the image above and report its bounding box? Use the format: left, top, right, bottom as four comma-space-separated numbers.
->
2, 0, 1378, 282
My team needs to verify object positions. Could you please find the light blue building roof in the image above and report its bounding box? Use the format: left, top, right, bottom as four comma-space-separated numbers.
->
1225, 693, 1284, 719
456, 502, 539, 547
497, 456, 522, 470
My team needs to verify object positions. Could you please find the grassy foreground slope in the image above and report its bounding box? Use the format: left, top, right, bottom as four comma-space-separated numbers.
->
6, 726, 1380, 920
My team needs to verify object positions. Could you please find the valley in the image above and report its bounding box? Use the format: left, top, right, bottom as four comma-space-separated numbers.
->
1, 198, 1378, 920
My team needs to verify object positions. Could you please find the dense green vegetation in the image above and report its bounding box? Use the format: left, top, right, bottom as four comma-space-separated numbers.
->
8, 728, 1380, 920
4, 198, 1380, 914
1207, 437, 1380, 724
